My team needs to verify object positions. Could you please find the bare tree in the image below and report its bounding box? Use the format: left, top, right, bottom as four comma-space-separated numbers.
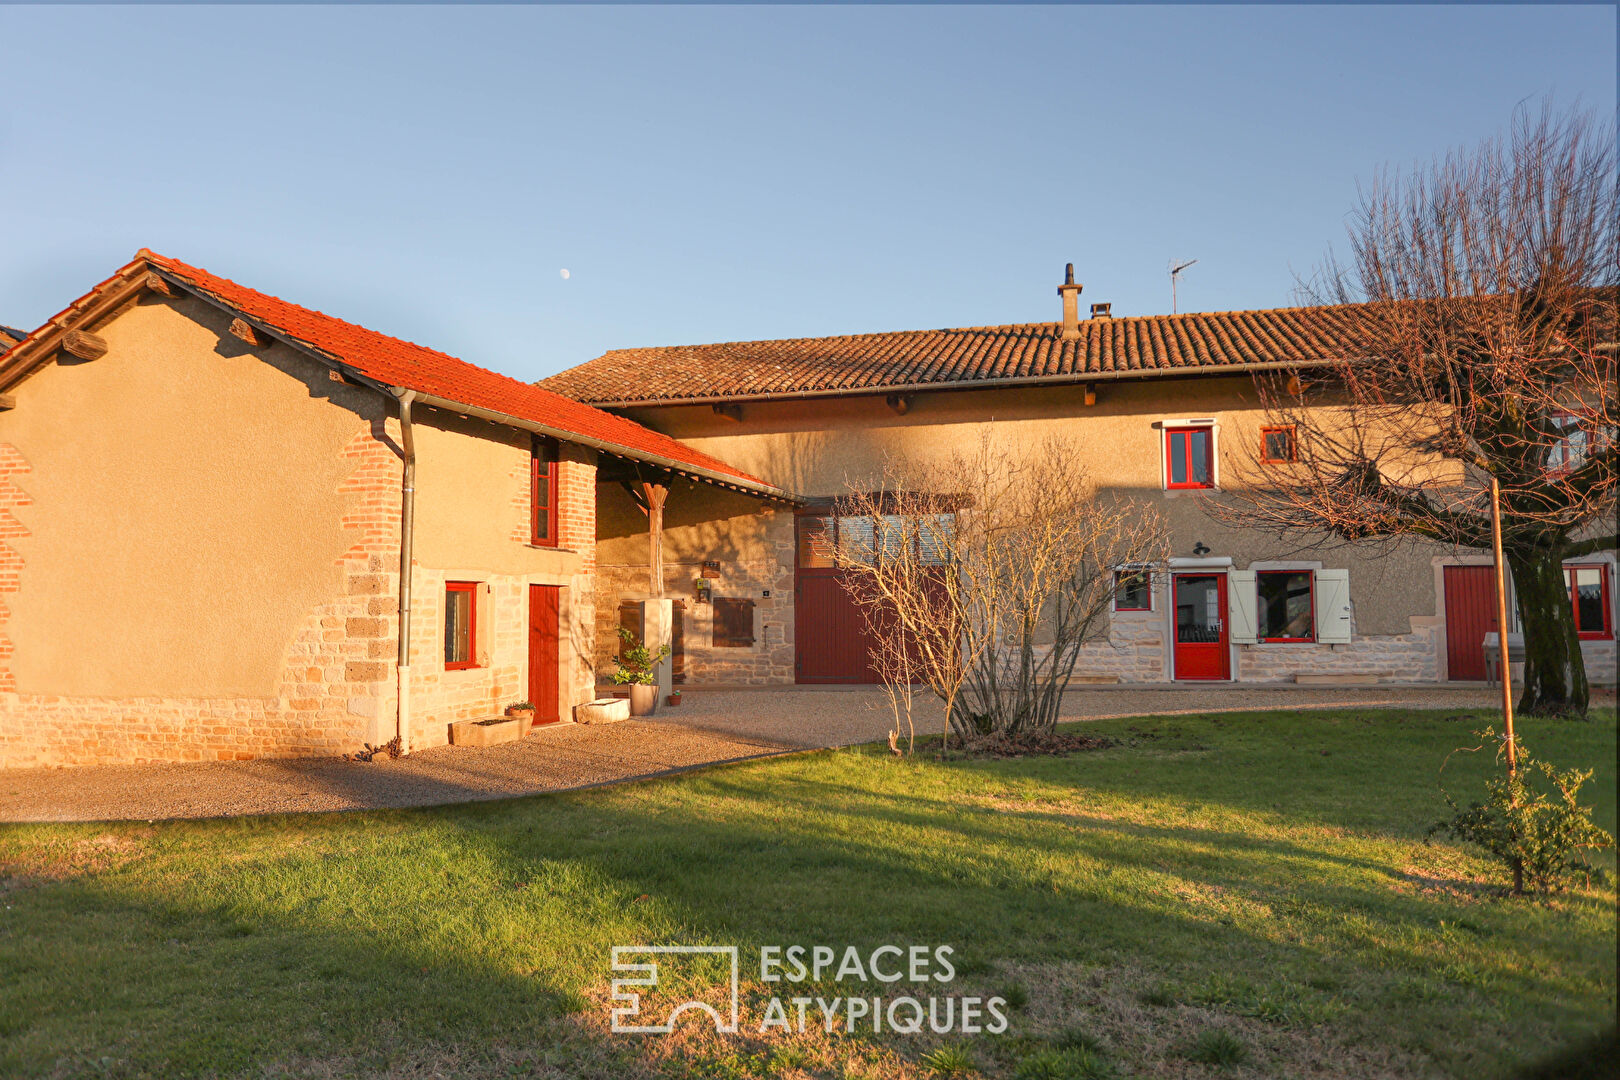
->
834, 433, 1168, 748
1216, 102, 1617, 716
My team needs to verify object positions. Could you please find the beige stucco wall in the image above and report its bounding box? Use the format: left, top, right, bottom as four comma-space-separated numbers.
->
613, 377, 1445, 638
0, 295, 384, 698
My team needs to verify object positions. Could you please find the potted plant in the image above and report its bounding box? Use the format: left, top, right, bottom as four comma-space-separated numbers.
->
667, 688, 682, 707
505, 700, 537, 734
611, 626, 671, 717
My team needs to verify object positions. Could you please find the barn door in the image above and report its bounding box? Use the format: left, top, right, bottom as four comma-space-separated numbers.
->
794, 513, 880, 683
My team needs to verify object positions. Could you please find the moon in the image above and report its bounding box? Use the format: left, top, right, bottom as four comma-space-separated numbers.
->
559, 269, 571, 280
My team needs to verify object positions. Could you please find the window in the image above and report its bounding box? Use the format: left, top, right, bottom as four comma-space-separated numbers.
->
1113, 569, 1153, 611
1165, 427, 1214, 489
713, 597, 756, 648
1261, 426, 1297, 464
531, 437, 559, 546
1565, 564, 1612, 639
1545, 413, 1589, 473
1257, 570, 1314, 642
797, 512, 957, 567
445, 582, 478, 669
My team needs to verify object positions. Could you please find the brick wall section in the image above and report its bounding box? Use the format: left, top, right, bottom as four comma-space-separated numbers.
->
0, 423, 404, 768
0, 444, 31, 694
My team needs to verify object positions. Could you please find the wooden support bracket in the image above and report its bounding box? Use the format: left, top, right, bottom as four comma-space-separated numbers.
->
0, 394, 15, 411
1083, 383, 1097, 407
1286, 374, 1303, 396
711, 403, 743, 422
885, 394, 910, 416
61, 329, 108, 361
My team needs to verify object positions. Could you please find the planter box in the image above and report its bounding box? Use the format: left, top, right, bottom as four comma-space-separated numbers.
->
575, 698, 631, 724
448, 716, 522, 747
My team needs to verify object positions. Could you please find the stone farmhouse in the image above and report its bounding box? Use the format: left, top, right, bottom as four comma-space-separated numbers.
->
0, 254, 1612, 767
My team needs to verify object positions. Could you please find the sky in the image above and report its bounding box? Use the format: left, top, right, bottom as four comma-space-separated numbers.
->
0, 5, 1614, 382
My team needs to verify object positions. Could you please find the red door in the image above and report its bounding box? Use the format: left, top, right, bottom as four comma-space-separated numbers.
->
795, 513, 880, 683
1443, 565, 1499, 681
528, 585, 562, 723
1173, 573, 1230, 680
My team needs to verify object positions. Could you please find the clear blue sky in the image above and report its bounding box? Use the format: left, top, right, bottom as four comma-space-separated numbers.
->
1, 5, 1613, 381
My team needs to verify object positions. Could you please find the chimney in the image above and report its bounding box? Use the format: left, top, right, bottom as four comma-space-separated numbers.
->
1058, 263, 1084, 340
1090, 302, 1112, 319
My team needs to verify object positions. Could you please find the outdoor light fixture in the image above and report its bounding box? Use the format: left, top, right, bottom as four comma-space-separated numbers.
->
1192, 541, 1211, 556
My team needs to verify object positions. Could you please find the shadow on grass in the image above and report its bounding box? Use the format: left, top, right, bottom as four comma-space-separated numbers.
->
0, 712, 1612, 1079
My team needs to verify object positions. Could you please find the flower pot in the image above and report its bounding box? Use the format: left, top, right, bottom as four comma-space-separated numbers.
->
628, 683, 658, 717
506, 707, 536, 735
666, 693, 682, 707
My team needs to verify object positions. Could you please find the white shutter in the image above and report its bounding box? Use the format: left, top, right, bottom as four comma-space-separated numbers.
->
1314, 569, 1353, 644
1228, 570, 1258, 644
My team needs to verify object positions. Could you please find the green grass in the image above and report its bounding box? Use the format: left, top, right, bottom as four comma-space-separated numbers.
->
0, 709, 1614, 1079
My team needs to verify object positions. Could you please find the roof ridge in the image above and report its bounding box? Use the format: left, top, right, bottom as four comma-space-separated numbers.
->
585, 301, 1371, 359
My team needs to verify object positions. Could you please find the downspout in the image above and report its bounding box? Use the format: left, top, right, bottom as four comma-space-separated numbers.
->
394, 389, 418, 754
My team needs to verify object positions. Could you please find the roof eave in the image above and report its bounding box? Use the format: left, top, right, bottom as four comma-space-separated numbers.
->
569, 357, 1340, 410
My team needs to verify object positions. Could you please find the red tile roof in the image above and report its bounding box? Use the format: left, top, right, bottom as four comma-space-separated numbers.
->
540, 306, 1377, 406
128, 252, 785, 495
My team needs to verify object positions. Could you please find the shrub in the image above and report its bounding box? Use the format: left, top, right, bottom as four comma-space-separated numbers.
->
1183, 1029, 1249, 1068
1433, 731, 1615, 893
1052, 1028, 1105, 1054
1014, 1047, 1113, 1080
920, 1044, 977, 1077
998, 981, 1030, 1011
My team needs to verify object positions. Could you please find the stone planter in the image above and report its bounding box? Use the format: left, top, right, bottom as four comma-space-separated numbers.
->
628, 683, 658, 717
448, 716, 522, 748
576, 697, 631, 724
505, 707, 537, 735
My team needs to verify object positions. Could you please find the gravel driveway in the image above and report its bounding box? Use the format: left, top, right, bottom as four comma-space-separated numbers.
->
0, 684, 1561, 823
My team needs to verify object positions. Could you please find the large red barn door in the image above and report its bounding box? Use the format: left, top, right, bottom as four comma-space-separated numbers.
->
1443, 565, 1500, 681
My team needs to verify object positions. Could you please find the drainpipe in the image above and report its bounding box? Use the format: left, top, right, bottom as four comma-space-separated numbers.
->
394, 388, 418, 754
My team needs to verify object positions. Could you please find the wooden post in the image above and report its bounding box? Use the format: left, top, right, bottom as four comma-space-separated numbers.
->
1489, 478, 1517, 780
643, 482, 668, 597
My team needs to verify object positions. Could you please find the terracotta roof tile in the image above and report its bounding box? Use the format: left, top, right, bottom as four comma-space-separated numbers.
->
134, 253, 776, 491
541, 306, 1374, 406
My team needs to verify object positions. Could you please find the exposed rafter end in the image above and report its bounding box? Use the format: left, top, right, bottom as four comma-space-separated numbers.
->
61, 329, 108, 361
712, 403, 743, 422
885, 393, 910, 416
1286, 374, 1303, 396
229, 318, 268, 348
0, 394, 14, 411
143, 272, 179, 299
1083, 383, 1097, 407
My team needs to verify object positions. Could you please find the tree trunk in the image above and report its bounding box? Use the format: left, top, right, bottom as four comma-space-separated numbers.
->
1506, 546, 1589, 717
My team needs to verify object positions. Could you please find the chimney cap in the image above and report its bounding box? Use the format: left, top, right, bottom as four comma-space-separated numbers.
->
1058, 262, 1082, 295
1090, 302, 1112, 319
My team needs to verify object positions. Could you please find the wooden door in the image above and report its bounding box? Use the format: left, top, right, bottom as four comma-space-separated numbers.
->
1173, 573, 1230, 680
529, 585, 562, 724
1443, 565, 1499, 681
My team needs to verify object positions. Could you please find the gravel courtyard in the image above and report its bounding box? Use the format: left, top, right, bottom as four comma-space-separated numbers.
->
0, 684, 1552, 823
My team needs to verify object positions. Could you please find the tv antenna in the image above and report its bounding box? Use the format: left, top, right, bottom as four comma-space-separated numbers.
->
1169, 258, 1198, 315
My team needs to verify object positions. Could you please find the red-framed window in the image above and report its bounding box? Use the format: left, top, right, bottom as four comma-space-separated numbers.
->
1165, 427, 1215, 489
1257, 570, 1314, 642
531, 437, 559, 547
1565, 564, 1612, 639
1261, 426, 1297, 464
445, 581, 478, 669
1113, 569, 1153, 611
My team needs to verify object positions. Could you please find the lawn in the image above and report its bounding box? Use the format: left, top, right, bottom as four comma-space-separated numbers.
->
0, 708, 1614, 1080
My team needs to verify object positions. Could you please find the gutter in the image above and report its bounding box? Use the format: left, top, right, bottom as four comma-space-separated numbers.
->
394, 389, 418, 754
574, 358, 1339, 410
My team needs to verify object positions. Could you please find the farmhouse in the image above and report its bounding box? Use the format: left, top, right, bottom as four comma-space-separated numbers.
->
0, 255, 1612, 767
544, 268, 1617, 693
